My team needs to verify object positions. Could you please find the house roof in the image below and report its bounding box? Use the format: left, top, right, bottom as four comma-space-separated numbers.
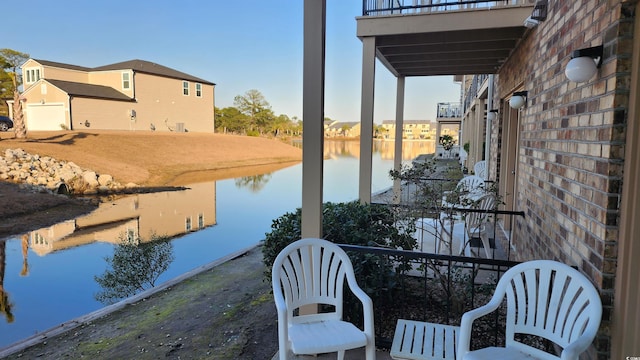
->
93, 59, 215, 85
33, 59, 215, 85
381, 120, 432, 125
32, 59, 93, 72
327, 121, 359, 130
47, 79, 134, 101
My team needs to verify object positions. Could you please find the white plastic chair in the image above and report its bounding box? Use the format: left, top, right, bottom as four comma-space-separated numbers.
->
458, 260, 602, 360
449, 193, 496, 258
441, 175, 486, 220
473, 161, 487, 179
442, 175, 485, 208
272, 238, 375, 360
430, 193, 496, 259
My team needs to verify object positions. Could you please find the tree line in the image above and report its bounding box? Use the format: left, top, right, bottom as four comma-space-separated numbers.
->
216, 89, 301, 137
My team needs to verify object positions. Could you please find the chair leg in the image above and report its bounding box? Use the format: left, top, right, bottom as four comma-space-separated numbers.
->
438, 222, 453, 254
365, 344, 376, 359
480, 233, 492, 258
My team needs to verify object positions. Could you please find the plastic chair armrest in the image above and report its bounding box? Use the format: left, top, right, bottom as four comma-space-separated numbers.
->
458, 296, 504, 357
561, 336, 595, 360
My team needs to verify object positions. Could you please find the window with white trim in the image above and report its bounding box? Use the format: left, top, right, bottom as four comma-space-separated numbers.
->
183, 81, 189, 96
122, 72, 130, 90
195, 83, 202, 97
24, 68, 41, 84
185, 216, 192, 231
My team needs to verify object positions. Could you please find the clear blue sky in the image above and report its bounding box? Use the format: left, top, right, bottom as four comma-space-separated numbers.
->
5, 0, 461, 123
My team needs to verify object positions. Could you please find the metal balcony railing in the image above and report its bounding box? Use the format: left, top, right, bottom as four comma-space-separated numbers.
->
363, 0, 528, 16
437, 102, 462, 118
463, 74, 489, 113
339, 244, 521, 349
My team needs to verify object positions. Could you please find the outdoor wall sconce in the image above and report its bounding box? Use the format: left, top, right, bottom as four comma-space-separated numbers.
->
487, 109, 498, 121
84, 120, 90, 127
509, 91, 528, 110
531, 0, 548, 21
565, 45, 603, 83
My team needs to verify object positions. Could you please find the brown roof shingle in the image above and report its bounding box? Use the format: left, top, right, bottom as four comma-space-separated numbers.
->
47, 79, 134, 101
33, 59, 215, 85
93, 59, 215, 85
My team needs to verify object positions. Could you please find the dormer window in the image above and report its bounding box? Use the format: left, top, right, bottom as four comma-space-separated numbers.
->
24, 68, 41, 84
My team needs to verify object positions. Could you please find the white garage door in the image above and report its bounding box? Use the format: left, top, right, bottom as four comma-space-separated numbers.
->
26, 104, 66, 131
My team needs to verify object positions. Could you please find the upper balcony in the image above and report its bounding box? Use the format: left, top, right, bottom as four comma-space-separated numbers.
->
357, 0, 536, 76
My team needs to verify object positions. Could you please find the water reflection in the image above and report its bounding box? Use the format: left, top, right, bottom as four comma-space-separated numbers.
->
28, 182, 217, 256
0, 240, 14, 323
0, 139, 436, 348
95, 234, 174, 305
322, 139, 435, 161
234, 173, 272, 192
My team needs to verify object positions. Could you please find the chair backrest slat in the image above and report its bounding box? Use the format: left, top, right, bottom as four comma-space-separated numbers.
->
474, 161, 487, 179
501, 261, 602, 354
274, 238, 351, 321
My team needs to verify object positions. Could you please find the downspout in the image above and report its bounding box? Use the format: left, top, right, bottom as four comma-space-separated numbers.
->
68, 95, 73, 130
484, 74, 494, 180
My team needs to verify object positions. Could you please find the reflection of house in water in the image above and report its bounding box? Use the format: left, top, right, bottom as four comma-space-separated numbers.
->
324, 139, 435, 162
29, 182, 217, 256
375, 140, 435, 161
324, 140, 361, 160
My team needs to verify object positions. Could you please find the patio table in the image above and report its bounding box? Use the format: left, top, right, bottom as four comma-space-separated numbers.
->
390, 319, 459, 360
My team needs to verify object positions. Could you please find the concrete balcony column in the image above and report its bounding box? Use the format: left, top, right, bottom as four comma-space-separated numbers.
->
359, 36, 376, 204
301, 0, 325, 238
392, 76, 405, 203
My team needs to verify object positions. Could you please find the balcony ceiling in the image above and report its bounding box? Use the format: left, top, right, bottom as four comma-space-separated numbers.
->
356, 6, 535, 76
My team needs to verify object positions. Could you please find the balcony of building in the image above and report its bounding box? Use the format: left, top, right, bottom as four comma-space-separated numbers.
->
357, 0, 536, 77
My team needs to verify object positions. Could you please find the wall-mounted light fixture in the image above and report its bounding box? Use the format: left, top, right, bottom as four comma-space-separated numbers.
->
565, 45, 603, 83
531, 0, 548, 21
509, 91, 528, 110
84, 120, 91, 127
487, 109, 498, 121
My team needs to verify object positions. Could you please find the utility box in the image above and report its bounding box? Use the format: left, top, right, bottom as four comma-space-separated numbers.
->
175, 123, 185, 132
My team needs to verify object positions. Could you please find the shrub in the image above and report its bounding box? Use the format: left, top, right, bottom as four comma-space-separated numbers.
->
263, 201, 417, 323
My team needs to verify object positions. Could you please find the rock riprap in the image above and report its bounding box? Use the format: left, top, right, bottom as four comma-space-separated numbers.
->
0, 148, 138, 195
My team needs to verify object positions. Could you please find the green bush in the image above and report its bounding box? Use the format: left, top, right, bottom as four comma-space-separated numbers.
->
263, 201, 417, 322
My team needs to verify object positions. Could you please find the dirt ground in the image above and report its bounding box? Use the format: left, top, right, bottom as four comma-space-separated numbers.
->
0, 246, 279, 360
0, 130, 302, 358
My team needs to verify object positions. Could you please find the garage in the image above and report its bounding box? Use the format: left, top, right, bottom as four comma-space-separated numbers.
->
26, 103, 66, 131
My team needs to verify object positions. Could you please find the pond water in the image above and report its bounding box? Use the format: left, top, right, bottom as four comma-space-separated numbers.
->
0, 140, 435, 348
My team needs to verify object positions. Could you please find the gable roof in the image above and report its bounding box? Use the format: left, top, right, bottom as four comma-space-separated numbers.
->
32, 59, 93, 72
47, 79, 134, 101
93, 59, 215, 85
327, 121, 360, 130
32, 59, 215, 85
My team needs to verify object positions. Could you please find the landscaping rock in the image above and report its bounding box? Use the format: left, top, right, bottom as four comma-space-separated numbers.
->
0, 148, 128, 195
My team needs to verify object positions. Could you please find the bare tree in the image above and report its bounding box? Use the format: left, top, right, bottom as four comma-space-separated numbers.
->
0, 49, 29, 139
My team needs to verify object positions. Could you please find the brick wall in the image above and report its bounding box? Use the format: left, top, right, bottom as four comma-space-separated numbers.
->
489, 1, 636, 358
